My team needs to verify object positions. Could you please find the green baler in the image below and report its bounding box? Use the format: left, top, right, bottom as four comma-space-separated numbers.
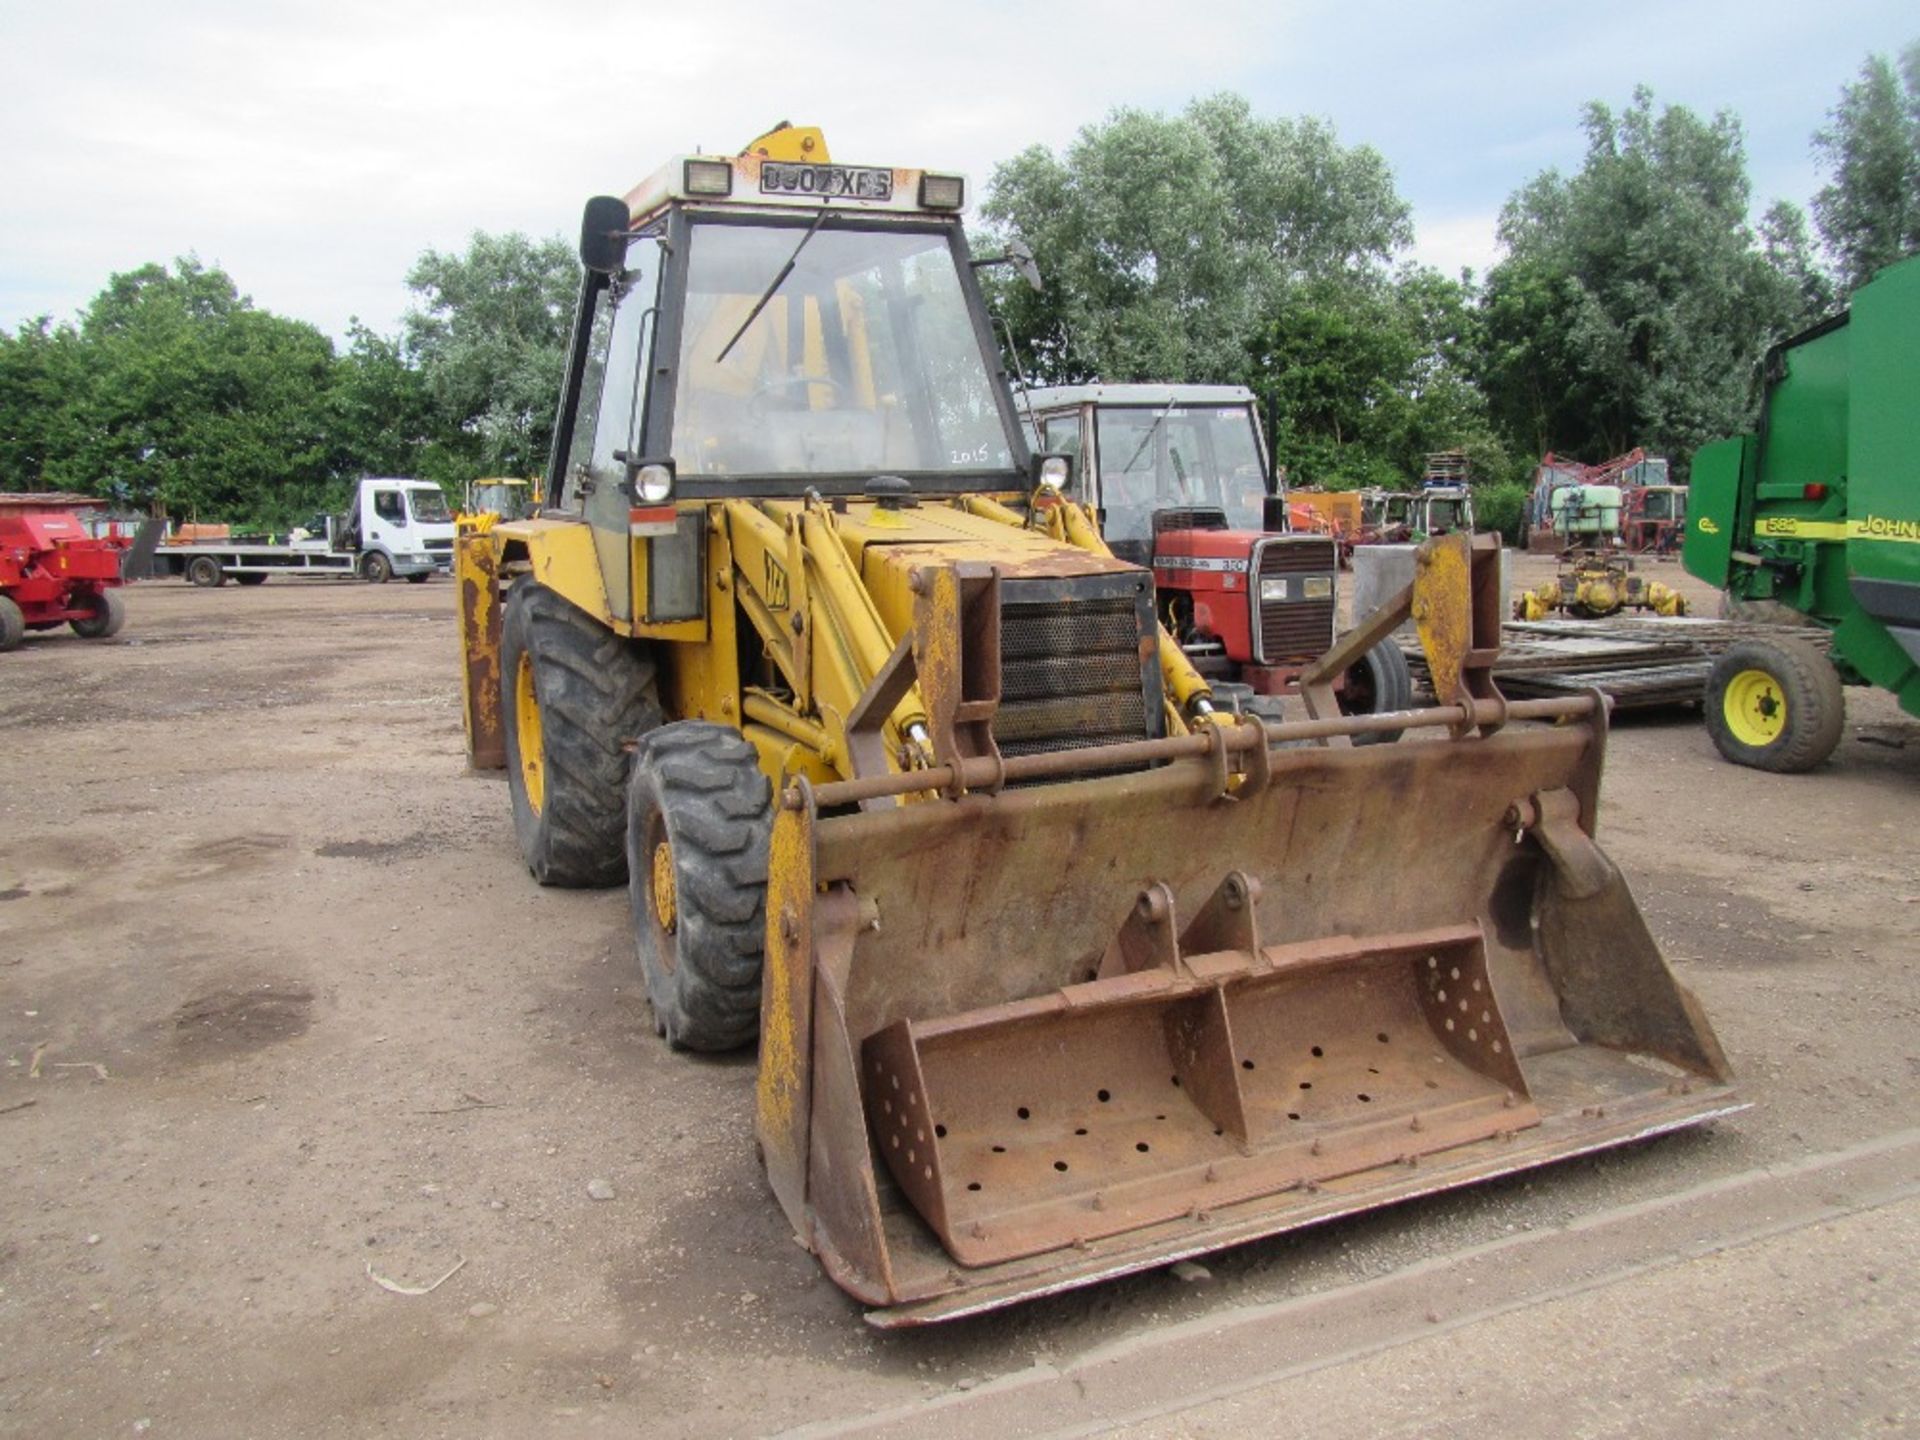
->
1685, 255, 1920, 770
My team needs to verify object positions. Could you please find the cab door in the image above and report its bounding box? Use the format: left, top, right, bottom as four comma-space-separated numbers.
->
565, 235, 664, 624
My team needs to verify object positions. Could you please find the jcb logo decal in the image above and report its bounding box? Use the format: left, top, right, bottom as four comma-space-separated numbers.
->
764, 553, 790, 609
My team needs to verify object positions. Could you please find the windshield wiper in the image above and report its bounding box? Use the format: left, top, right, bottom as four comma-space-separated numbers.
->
1118, 395, 1179, 477
714, 212, 828, 365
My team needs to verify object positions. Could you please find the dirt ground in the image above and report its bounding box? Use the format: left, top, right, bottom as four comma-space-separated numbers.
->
1, 553, 1915, 1439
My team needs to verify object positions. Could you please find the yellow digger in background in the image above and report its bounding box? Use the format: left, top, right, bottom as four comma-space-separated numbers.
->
455, 126, 1739, 1325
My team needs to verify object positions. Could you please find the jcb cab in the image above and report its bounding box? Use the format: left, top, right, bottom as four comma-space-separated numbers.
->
456, 127, 1739, 1324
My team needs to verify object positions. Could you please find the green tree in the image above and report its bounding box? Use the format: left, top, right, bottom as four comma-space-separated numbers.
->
0, 318, 87, 490
1480, 88, 1804, 470
978, 93, 1411, 386
329, 321, 435, 482
25, 259, 341, 521
1812, 44, 1920, 294
403, 233, 578, 478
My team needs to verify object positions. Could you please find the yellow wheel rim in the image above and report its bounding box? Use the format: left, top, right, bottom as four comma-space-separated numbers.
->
651, 839, 677, 936
1723, 668, 1786, 747
514, 651, 545, 814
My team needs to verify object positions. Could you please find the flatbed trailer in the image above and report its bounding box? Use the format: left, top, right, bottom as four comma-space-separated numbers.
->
147, 541, 427, 586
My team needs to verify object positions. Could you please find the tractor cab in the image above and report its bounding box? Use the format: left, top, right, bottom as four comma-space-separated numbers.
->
1018, 385, 1275, 566
1019, 384, 1361, 703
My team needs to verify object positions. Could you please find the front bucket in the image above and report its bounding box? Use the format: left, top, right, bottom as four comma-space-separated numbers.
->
756, 711, 1739, 1324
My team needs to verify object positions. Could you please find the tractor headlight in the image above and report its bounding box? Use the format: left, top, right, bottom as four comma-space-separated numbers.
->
683, 159, 733, 197
636, 463, 675, 504
1036, 455, 1070, 492
918, 174, 966, 211
1259, 576, 1290, 603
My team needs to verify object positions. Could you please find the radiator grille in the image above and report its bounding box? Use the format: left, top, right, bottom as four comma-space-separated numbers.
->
998, 590, 1151, 759
1255, 538, 1337, 664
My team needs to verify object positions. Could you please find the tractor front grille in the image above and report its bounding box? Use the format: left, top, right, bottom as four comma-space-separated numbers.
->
1253, 537, 1337, 665
996, 575, 1160, 760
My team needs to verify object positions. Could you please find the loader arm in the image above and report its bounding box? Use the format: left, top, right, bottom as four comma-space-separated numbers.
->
722, 497, 933, 785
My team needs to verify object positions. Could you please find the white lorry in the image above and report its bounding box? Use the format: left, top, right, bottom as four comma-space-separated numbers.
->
150, 478, 456, 586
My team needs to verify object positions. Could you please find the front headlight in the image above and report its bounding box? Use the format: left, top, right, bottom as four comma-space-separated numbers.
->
636, 463, 675, 504
1259, 576, 1290, 603
1037, 456, 1069, 492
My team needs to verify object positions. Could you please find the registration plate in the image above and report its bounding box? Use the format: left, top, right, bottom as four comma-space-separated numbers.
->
759, 163, 894, 201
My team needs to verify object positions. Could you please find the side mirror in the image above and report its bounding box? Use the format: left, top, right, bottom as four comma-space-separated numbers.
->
1006, 238, 1044, 295
579, 196, 631, 274
970, 238, 1045, 294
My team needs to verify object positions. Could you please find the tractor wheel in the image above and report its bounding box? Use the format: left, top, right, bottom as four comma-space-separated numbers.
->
69, 589, 126, 639
1705, 636, 1844, 773
0, 595, 24, 652
1339, 637, 1414, 746
361, 551, 393, 584
625, 722, 772, 1052
186, 556, 226, 588
235, 573, 268, 586
500, 582, 661, 887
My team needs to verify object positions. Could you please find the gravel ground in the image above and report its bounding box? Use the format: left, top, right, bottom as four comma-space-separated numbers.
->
0, 552, 1914, 1437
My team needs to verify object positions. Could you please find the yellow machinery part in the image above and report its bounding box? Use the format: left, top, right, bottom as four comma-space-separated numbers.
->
739, 124, 830, 162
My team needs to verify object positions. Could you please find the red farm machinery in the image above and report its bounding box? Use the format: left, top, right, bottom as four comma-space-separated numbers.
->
0, 493, 135, 652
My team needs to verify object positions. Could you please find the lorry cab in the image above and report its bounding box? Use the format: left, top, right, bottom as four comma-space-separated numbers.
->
341, 478, 457, 580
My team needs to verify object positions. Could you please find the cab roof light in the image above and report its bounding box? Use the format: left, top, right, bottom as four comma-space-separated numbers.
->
684, 159, 733, 198
919, 174, 965, 211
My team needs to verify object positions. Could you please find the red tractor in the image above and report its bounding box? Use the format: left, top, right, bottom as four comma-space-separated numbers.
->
1019, 384, 1412, 723
0, 493, 132, 652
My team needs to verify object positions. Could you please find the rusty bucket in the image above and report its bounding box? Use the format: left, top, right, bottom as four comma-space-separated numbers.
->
756, 696, 1738, 1325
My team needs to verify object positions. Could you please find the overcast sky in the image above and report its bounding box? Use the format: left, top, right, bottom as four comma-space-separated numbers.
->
2, 0, 1913, 344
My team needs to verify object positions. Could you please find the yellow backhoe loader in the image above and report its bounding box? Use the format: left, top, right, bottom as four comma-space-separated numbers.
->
456, 125, 1740, 1325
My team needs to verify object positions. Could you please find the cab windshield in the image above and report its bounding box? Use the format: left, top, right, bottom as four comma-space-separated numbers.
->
1093, 405, 1267, 545
407, 488, 452, 524
670, 220, 1019, 481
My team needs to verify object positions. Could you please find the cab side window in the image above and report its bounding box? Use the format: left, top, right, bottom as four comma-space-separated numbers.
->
372, 490, 405, 525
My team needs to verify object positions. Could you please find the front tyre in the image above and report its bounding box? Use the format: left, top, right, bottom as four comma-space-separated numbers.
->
69, 589, 127, 639
1705, 636, 1844, 773
500, 582, 662, 886
626, 723, 772, 1052
0, 595, 24, 652
361, 551, 393, 584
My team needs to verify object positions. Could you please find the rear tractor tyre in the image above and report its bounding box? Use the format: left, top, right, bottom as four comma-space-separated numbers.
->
361, 551, 393, 584
1338, 636, 1414, 745
0, 595, 24, 652
500, 582, 661, 887
186, 556, 226, 588
625, 722, 772, 1052
69, 589, 127, 639
1705, 636, 1844, 773
235, 573, 268, 586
